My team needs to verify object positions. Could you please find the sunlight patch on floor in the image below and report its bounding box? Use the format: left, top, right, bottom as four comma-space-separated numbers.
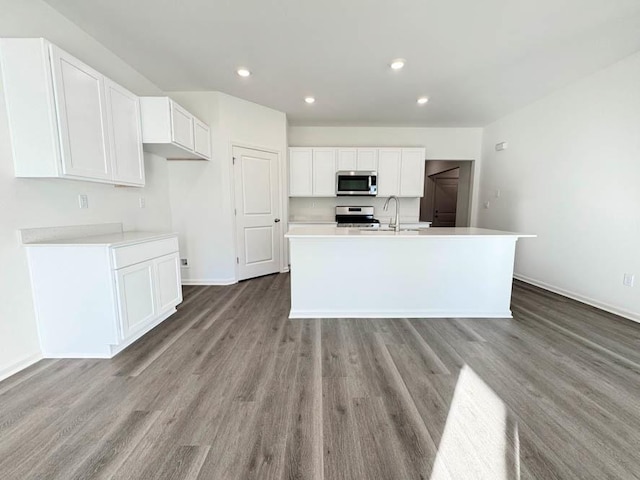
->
430, 365, 520, 480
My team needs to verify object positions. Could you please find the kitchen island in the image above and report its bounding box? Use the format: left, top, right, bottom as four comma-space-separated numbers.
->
285, 226, 534, 319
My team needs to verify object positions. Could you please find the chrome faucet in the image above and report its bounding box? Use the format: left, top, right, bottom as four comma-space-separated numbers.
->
383, 195, 400, 232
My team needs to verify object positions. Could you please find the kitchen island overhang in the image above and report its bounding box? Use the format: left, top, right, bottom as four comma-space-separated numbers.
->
285, 227, 535, 319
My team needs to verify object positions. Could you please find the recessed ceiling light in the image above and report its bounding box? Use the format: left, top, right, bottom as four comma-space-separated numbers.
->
304, 96, 315, 104
417, 96, 429, 105
390, 59, 405, 70
237, 68, 251, 77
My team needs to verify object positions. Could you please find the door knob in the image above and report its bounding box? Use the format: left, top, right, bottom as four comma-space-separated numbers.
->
274, 218, 281, 223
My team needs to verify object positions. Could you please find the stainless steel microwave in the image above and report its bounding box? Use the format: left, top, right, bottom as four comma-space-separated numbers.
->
336, 171, 377, 196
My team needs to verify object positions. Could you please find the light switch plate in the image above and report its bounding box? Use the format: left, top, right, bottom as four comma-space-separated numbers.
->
623, 273, 635, 287
78, 194, 88, 209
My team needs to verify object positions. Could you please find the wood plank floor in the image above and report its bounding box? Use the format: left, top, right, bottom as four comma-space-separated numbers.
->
1, 274, 640, 479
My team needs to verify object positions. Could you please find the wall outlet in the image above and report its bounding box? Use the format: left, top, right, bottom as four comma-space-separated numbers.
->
623, 273, 635, 287
180, 258, 189, 268
139, 197, 146, 209
78, 194, 89, 209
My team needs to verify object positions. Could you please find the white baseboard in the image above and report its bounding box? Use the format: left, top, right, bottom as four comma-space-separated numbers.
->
513, 273, 640, 324
182, 278, 237, 286
0, 352, 43, 383
289, 310, 513, 319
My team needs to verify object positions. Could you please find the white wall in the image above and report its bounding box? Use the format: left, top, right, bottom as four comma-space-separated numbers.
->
479, 52, 640, 322
167, 92, 288, 284
288, 126, 484, 223
0, 0, 172, 378
288, 126, 482, 158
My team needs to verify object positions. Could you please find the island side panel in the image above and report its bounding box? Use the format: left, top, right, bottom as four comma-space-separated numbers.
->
288, 236, 518, 318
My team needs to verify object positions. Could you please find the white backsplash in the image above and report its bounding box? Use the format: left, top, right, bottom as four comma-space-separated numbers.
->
289, 197, 420, 224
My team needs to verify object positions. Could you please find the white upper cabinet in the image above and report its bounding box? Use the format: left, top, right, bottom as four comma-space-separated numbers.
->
50, 45, 112, 181
400, 148, 426, 197
289, 147, 424, 198
378, 148, 426, 197
170, 101, 194, 150
312, 148, 337, 196
289, 148, 313, 196
337, 148, 378, 171
337, 148, 357, 170
105, 79, 145, 186
356, 148, 378, 171
0, 38, 145, 186
377, 148, 402, 197
139, 97, 211, 160
193, 119, 211, 159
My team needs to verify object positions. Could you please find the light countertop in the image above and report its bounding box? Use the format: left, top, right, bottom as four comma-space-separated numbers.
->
24, 231, 178, 247
285, 226, 535, 238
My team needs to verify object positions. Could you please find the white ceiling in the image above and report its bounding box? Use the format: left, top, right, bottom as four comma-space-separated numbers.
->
44, 0, 640, 127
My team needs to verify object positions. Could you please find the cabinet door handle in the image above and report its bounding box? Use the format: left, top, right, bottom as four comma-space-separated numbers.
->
274, 218, 281, 223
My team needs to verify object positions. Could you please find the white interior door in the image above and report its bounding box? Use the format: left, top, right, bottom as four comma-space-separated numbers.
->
233, 146, 281, 281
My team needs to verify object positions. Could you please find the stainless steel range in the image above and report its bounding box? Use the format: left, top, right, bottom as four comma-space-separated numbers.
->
335, 206, 380, 228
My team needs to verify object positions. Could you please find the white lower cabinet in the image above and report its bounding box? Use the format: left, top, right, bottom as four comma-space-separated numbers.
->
116, 259, 158, 340
26, 234, 182, 358
154, 253, 182, 313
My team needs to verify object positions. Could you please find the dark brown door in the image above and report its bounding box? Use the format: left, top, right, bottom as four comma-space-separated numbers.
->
432, 178, 458, 227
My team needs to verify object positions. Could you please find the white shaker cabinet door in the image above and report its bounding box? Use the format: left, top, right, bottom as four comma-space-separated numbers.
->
337, 148, 357, 171
115, 260, 157, 340
170, 100, 195, 150
49, 45, 112, 181
400, 148, 426, 197
105, 79, 145, 186
377, 148, 401, 197
357, 148, 378, 171
193, 119, 211, 159
289, 148, 313, 196
312, 148, 337, 196
155, 252, 182, 313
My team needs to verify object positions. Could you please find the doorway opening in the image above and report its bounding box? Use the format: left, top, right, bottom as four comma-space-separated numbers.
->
420, 160, 474, 227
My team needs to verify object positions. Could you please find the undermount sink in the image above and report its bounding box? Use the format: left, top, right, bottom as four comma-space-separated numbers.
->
375, 227, 420, 232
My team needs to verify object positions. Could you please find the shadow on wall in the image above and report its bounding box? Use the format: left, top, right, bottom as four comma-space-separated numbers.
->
420, 160, 474, 227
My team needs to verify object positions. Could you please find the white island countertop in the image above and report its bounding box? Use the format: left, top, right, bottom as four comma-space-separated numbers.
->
286, 226, 534, 238
23, 231, 177, 247
287, 225, 536, 319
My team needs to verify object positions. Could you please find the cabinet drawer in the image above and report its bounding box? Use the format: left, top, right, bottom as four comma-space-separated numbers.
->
112, 237, 179, 269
